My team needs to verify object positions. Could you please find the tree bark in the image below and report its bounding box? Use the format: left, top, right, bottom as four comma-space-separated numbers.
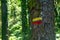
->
29, 0, 56, 40
1, 0, 8, 40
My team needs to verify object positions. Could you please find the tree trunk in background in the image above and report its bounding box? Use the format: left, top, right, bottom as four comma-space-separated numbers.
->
21, 0, 27, 40
1, 0, 8, 40
29, 0, 56, 40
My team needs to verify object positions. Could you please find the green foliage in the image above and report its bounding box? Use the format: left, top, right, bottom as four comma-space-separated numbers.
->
0, 0, 60, 40
55, 0, 60, 33
0, 0, 1, 33
56, 0, 60, 4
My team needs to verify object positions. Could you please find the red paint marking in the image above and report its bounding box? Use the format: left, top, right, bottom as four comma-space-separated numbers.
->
32, 20, 42, 25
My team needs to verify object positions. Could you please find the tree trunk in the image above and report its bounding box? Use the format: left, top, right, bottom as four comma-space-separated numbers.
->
1, 0, 8, 40
29, 0, 56, 40
21, 0, 27, 40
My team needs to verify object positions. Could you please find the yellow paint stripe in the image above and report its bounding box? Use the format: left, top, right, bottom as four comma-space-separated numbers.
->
32, 17, 42, 22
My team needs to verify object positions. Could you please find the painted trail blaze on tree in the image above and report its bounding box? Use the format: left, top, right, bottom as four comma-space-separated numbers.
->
32, 17, 42, 25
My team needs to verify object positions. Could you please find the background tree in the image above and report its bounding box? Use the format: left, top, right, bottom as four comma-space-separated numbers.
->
1, 0, 8, 40
21, 0, 28, 40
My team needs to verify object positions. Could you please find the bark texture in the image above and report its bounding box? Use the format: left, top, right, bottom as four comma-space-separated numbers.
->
29, 0, 56, 40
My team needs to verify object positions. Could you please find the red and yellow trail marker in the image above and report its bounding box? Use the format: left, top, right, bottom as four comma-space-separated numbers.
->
32, 17, 42, 25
